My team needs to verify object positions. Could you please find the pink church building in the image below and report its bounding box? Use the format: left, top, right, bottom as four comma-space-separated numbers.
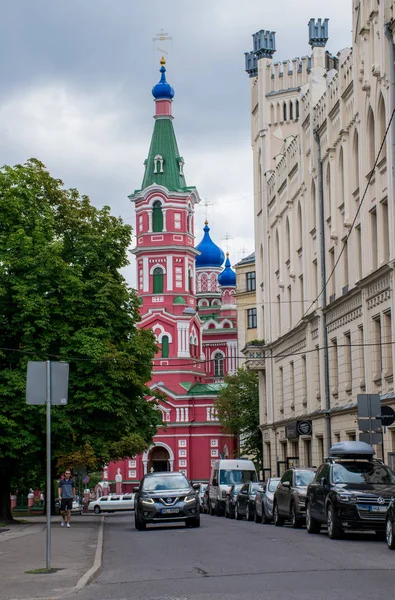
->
102, 59, 238, 491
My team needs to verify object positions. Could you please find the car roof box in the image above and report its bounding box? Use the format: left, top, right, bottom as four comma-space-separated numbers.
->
329, 441, 375, 459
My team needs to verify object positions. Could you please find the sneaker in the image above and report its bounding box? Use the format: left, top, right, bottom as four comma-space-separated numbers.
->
61, 521, 65, 527
66, 523, 70, 528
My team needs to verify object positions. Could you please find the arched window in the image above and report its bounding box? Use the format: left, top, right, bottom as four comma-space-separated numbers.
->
213, 352, 224, 377
271, 103, 275, 123
283, 102, 287, 122
161, 335, 169, 358
297, 202, 303, 251
152, 201, 163, 232
296, 100, 300, 119
353, 131, 359, 192
188, 269, 193, 293
275, 230, 280, 273
339, 147, 345, 207
378, 95, 386, 161
367, 107, 375, 172
289, 101, 293, 121
310, 180, 316, 232
326, 163, 332, 224
153, 267, 164, 293
285, 218, 290, 264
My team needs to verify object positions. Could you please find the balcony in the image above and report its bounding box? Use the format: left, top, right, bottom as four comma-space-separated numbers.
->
242, 341, 266, 371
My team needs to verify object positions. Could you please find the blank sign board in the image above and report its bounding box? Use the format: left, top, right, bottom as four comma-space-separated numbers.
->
26, 362, 69, 405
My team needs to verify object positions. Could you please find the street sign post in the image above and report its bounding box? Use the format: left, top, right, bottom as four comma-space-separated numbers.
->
26, 361, 69, 570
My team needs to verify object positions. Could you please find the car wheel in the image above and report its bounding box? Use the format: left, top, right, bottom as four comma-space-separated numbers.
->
246, 503, 254, 522
235, 503, 242, 520
273, 503, 284, 527
216, 502, 224, 517
261, 505, 270, 524
386, 518, 395, 550
255, 506, 262, 523
290, 502, 301, 529
94, 506, 101, 515
135, 513, 146, 531
327, 504, 342, 539
230, 505, 235, 519
306, 502, 321, 534
186, 515, 200, 528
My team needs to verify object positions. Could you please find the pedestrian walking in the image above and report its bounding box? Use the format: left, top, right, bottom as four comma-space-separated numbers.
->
58, 469, 75, 528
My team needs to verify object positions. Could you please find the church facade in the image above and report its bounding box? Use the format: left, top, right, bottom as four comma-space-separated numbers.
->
102, 59, 237, 491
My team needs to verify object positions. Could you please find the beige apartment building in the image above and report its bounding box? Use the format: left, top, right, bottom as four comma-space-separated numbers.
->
235, 252, 258, 363
243, 1, 395, 476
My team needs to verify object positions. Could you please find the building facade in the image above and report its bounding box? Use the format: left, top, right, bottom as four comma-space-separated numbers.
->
102, 59, 237, 492
244, 1, 395, 476
235, 252, 258, 363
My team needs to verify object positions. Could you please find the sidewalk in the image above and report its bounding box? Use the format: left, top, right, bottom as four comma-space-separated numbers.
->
0, 515, 103, 600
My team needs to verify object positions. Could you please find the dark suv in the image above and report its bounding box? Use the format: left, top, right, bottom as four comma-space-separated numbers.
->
134, 472, 200, 530
273, 468, 316, 528
306, 441, 395, 539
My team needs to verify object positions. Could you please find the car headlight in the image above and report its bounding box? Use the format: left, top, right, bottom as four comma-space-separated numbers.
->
339, 493, 356, 503
140, 498, 154, 505
296, 493, 306, 504
184, 495, 196, 503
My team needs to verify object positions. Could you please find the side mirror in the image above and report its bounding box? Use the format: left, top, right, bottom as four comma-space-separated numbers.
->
133, 486, 139, 493
212, 479, 218, 487
192, 483, 200, 491
282, 481, 291, 488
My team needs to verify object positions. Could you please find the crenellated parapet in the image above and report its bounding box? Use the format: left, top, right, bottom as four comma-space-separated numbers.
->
308, 18, 329, 48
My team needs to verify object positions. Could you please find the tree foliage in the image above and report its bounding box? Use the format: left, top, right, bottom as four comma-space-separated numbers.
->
215, 368, 262, 471
0, 159, 160, 522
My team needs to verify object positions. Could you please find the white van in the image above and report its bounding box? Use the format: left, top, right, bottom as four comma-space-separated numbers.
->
208, 459, 257, 516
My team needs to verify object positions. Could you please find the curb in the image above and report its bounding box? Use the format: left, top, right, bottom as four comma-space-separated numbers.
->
74, 515, 104, 590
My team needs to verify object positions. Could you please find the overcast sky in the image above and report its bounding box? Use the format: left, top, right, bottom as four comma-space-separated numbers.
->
0, 0, 352, 285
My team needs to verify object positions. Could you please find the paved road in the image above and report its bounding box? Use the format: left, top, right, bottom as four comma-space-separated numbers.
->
74, 513, 395, 600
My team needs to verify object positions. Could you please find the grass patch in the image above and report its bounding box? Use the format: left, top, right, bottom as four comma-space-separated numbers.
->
25, 568, 63, 575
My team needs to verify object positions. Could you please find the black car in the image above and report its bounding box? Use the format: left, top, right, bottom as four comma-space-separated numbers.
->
306, 441, 395, 539
385, 496, 395, 549
134, 472, 200, 530
235, 482, 262, 521
225, 483, 243, 519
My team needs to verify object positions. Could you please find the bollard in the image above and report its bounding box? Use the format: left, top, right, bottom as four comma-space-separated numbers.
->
115, 468, 122, 495
28, 492, 35, 513
83, 488, 90, 513
10, 495, 17, 511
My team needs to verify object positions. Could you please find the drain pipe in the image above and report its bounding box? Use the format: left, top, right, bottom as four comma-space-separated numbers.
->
314, 128, 332, 456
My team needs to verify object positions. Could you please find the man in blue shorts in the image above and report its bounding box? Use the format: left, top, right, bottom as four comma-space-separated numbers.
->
58, 469, 75, 528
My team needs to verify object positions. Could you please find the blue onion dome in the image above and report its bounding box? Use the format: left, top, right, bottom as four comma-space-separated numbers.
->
152, 57, 175, 100
218, 253, 236, 287
195, 221, 225, 268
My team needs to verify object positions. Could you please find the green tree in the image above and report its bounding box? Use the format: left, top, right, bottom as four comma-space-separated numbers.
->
215, 368, 262, 471
0, 159, 160, 522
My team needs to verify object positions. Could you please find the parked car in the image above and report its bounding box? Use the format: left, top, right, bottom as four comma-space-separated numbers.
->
55, 499, 83, 515
235, 482, 263, 521
255, 477, 280, 523
88, 493, 135, 514
273, 467, 316, 528
198, 484, 207, 512
385, 496, 395, 549
225, 483, 243, 519
202, 484, 211, 514
134, 471, 200, 530
208, 459, 257, 516
306, 441, 395, 539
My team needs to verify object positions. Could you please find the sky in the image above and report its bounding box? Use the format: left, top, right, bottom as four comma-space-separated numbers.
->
0, 0, 353, 286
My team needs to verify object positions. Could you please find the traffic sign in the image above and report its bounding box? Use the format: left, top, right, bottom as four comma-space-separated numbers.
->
379, 406, 395, 427
359, 432, 382, 445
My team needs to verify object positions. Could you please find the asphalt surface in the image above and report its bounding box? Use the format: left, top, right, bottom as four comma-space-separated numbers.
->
74, 513, 395, 600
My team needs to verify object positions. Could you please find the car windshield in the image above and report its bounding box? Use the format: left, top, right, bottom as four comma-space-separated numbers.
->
142, 474, 190, 492
295, 471, 315, 487
220, 470, 257, 485
250, 483, 261, 493
332, 462, 395, 485
268, 479, 280, 492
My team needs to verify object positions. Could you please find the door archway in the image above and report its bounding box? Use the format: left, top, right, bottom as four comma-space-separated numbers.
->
148, 446, 170, 472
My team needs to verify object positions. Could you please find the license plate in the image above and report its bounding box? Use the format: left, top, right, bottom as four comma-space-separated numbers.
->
162, 508, 179, 514
370, 506, 387, 512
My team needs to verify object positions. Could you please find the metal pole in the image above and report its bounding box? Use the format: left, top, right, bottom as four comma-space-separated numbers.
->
46, 360, 51, 570
314, 129, 332, 455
